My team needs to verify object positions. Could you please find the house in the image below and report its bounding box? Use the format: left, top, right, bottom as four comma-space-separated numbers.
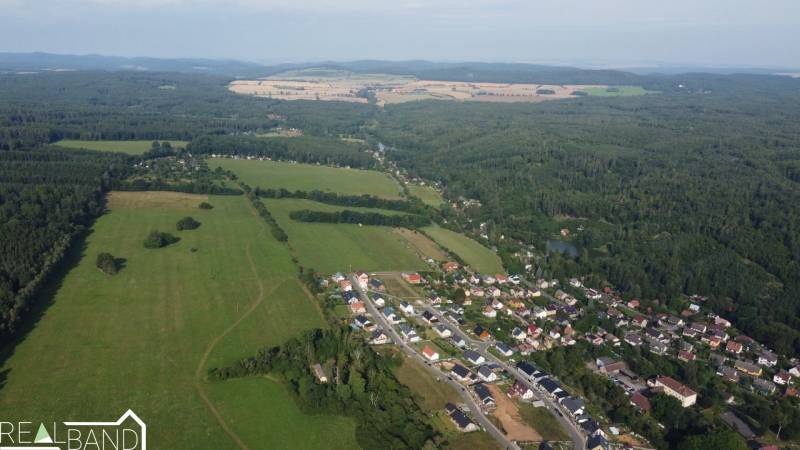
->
446, 404, 478, 432
353, 315, 374, 330
478, 365, 498, 382
645, 328, 666, 342
569, 278, 583, 288
422, 346, 439, 361
632, 316, 648, 328
464, 349, 485, 366
399, 301, 415, 315
371, 292, 385, 307
734, 360, 763, 377
630, 392, 651, 412
398, 324, 420, 342
474, 383, 496, 408
421, 310, 438, 324
789, 366, 800, 378
483, 275, 496, 285
508, 380, 534, 400
774, 370, 791, 386
331, 272, 346, 282
370, 328, 390, 345
586, 288, 602, 300
539, 378, 562, 397
434, 324, 452, 338
605, 334, 621, 347
495, 341, 514, 357
726, 340, 743, 354
548, 329, 561, 340
758, 352, 778, 367
714, 316, 732, 328
349, 302, 366, 314
482, 306, 497, 318
561, 397, 585, 417
402, 272, 422, 284
312, 364, 328, 383
474, 325, 491, 340
586, 434, 610, 450
606, 307, 624, 319
624, 332, 643, 347
355, 271, 369, 289
648, 340, 668, 356
717, 366, 740, 383
369, 278, 385, 291
470, 286, 485, 297
511, 327, 526, 341
343, 291, 359, 304
451, 335, 467, 348
689, 322, 707, 334
428, 292, 442, 304
596, 357, 625, 374
495, 274, 508, 284
627, 299, 640, 309
753, 378, 777, 395
442, 261, 460, 272
720, 411, 756, 440
678, 350, 696, 363
338, 280, 352, 292
451, 364, 473, 383
654, 376, 697, 407
527, 324, 541, 337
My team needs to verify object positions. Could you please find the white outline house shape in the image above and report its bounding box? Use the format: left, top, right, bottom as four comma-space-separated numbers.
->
63, 410, 146, 450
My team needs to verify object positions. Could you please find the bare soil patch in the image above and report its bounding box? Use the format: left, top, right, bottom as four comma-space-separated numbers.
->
487, 384, 542, 443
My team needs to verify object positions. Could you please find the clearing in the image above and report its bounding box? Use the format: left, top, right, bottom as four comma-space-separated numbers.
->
211, 158, 403, 199
265, 198, 429, 274
0, 192, 357, 449
422, 225, 505, 274
407, 184, 445, 208
54, 139, 189, 154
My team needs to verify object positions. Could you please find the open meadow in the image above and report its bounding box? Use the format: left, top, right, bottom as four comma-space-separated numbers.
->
54, 139, 189, 154
211, 158, 403, 199
407, 184, 444, 208
265, 198, 429, 274
422, 225, 504, 274
0, 192, 357, 449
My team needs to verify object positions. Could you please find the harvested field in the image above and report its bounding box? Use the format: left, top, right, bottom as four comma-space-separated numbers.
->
487, 384, 542, 443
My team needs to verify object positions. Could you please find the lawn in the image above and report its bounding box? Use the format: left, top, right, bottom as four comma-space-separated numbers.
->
581, 86, 658, 97
265, 198, 429, 274
211, 158, 403, 199
0, 192, 355, 449
517, 401, 571, 442
394, 356, 460, 411
407, 184, 444, 208
422, 225, 505, 274
53, 139, 189, 154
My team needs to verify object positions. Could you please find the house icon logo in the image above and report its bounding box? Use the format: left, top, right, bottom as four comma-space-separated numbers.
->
0, 410, 146, 450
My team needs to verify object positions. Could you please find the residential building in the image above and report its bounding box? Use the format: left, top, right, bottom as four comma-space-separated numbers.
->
654, 376, 697, 407
422, 346, 439, 361
474, 383, 496, 408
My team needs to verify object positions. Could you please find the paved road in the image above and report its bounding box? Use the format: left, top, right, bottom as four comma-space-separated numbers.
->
373, 287, 586, 450
351, 275, 520, 450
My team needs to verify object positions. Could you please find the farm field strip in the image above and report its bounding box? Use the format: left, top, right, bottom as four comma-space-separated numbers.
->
422, 225, 505, 274
53, 139, 189, 154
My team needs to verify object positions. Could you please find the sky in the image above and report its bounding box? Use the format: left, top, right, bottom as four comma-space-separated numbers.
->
1, 0, 799, 68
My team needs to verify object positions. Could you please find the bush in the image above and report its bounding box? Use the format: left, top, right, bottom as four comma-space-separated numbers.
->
143, 230, 180, 249
96, 252, 122, 275
536, 88, 556, 95
176, 216, 201, 231
198, 202, 213, 210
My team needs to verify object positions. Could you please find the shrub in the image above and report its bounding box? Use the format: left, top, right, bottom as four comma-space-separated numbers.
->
176, 216, 201, 231
198, 202, 213, 210
143, 230, 180, 249
96, 252, 121, 275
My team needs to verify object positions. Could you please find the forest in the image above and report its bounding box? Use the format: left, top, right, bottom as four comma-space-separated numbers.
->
289, 209, 431, 228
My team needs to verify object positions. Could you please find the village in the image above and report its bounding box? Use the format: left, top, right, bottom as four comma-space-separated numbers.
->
319, 246, 798, 450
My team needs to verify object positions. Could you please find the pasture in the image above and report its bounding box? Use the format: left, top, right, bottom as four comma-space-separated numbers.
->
265, 198, 428, 274
54, 139, 189, 154
211, 158, 403, 199
422, 225, 505, 274
0, 192, 351, 449
407, 184, 444, 208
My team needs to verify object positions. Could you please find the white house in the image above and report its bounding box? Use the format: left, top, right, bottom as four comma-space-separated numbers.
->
399, 301, 415, 315
422, 346, 440, 361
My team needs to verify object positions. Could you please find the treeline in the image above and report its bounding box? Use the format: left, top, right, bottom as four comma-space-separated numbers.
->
239, 184, 288, 242
188, 135, 376, 169
255, 188, 429, 214
289, 209, 430, 228
114, 179, 242, 195
0, 148, 129, 339
207, 326, 435, 449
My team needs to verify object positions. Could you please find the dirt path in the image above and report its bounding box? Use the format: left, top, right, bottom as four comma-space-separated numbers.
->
488, 384, 542, 442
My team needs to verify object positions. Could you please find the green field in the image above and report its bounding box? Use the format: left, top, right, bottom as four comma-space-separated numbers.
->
265, 198, 428, 274
407, 184, 445, 208
394, 355, 460, 411
517, 402, 571, 442
54, 139, 189, 154
581, 86, 658, 97
422, 225, 504, 274
211, 158, 403, 199
0, 191, 357, 449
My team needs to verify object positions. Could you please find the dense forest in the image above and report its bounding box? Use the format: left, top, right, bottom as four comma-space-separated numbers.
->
0, 148, 129, 340
372, 75, 800, 356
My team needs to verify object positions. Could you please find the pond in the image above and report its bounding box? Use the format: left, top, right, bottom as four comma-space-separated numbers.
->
546, 240, 579, 258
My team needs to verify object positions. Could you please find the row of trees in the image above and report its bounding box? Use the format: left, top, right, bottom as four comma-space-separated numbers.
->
254, 188, 430, 215
240, 184, 289, 242
289, 209, 431, 228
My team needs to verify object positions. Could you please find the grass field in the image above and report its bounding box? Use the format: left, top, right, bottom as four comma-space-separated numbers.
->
517, 402, 571, 442
54, 139, 189, 154
211, 158, 403, 199
423, 225, 504, 274
394, 356, 460, 411
407, 184, 444, 208
0, 191, 357, 449
581, 86, 658, 97
265, 198, 428, 274
392, 228, 448, 261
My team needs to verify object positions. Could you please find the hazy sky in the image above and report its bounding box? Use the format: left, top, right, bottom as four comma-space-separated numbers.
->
1, 0, 799, 67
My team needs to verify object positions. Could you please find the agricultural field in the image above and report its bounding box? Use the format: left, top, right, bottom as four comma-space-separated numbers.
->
53, 139, 189, 154
265, 198, 429, 274
407, 184, 444, 208
0, 192, 350, 449
392, 228, 449, 261
211, 158, 403, 199
422, 225, 505, 274
579, 86, 659, 97
229, 68, 655, 106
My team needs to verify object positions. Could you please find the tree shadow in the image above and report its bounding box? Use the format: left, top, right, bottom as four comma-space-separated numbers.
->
113, 257, 128, 271
0, 226, 94, 393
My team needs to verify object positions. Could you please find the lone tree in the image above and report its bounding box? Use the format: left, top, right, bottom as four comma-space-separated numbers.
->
176, 216, 201, 231
143, 230, 180, 249
198, 202, 213, 210
96, 252, 122, 275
